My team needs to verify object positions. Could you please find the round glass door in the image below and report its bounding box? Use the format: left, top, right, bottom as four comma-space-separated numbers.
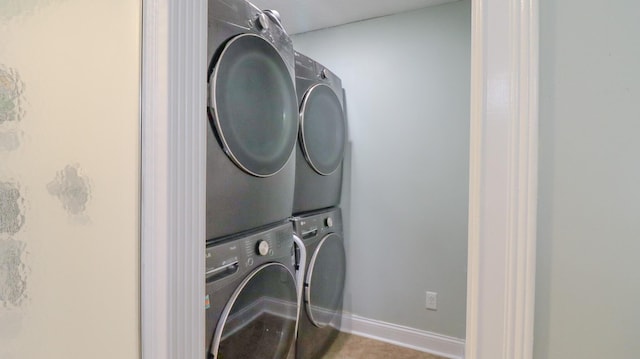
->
209, 34, 298, 177
305, 233, 347, 327
299, 84, 346, 176
211, 263, 298, 359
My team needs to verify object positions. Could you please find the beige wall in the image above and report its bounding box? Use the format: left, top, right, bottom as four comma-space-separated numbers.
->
0, 1, 140, 358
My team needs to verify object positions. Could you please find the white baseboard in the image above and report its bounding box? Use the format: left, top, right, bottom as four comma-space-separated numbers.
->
339, 313, 465, 359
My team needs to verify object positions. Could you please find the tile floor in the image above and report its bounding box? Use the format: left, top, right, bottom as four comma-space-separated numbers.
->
322, 333, 446, 359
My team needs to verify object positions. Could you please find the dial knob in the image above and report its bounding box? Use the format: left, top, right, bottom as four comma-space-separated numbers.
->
256, 13, 269, 31
325, 217, 333, 227
320, 69, 328, 79
256, 240, 270, 256
264, 9, 281, 22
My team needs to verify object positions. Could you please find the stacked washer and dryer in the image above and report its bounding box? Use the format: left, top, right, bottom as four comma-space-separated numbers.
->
204, 1, 300, 358
291, 51, 348, 359
204, 1, 348, 358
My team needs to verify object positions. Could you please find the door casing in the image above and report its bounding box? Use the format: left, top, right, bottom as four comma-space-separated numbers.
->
139, 0, 539, 358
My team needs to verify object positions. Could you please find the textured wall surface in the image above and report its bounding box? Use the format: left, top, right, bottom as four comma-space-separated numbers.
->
536, 0, 640, 358
293, 0, 470, 339
0, 1, 140, 358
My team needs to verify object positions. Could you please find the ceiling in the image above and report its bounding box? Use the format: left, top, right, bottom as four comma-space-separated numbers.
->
249, 0, 459, 34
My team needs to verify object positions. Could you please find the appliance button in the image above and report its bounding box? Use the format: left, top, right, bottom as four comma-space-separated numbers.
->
256, 13, 269, 31
325, 217, 333, 228
256, 240, 270, 256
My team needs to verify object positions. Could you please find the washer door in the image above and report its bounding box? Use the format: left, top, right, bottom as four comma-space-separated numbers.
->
299, 84, 346, 176
211, 263, 298, 359
305, 233, 347, 327
209, 34, 298, 177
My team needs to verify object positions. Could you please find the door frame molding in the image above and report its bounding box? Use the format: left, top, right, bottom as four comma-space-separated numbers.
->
465, 0, 539, 358
140, 0, 539, 358
140, 1, 207, 358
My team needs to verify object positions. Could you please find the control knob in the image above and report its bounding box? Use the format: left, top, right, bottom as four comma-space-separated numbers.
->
256, 240, 270, 256
256, 13, 269, 31
325, 217, 333, 227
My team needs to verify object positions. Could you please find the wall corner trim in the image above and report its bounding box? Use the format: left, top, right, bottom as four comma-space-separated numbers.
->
465, 0, 539, 358
141, 0, 207, 358
340, 314, 466, 359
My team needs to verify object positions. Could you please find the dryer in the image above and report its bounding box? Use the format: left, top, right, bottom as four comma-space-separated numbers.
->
205, 221, 300, 359
206, 0, 299, 241
292, 207, 346, 359
293, 52, 347, 215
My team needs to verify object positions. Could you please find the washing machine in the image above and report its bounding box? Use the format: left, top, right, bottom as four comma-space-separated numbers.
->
205, 221, 300, 359
293, 52, 348, 215
292, 207, 346, 359
206, 0, 299, 241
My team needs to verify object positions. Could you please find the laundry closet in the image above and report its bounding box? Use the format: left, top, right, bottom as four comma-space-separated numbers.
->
204, 0, 470, 357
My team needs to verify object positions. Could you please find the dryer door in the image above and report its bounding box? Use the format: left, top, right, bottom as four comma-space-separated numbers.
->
305, 233, 347, 327
209, 33, 298, 177
299, 84, 346, 175
210, 263, 298, 359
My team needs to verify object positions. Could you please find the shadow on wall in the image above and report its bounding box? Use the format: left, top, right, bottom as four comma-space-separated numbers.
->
0, 239, 28, 308
0, 65, 29, 310
0, 65, 25, 152
47, 164, 92, 223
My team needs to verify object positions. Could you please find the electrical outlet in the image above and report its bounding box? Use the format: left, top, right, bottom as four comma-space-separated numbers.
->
426, 291, 437, 310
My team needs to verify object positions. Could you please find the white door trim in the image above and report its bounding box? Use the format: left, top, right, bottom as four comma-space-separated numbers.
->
465, 0, 539, 358
139, 0, 539, 358
140, 1, 207, 358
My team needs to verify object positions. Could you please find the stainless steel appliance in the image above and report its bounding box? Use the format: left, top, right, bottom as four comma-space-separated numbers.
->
205, 221, 299, 359
292, 207, 346, 359
206, 0, 298, 240
293, 52, 347, 215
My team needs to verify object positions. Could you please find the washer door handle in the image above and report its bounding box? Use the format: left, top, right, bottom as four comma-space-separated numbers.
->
302, 228, 318, 239
206, 261, 239, 281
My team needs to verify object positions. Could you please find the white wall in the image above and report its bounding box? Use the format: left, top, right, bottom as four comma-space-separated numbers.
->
293, 0, 470, 339
536, 0, 640, 358
0, 1, 140, 358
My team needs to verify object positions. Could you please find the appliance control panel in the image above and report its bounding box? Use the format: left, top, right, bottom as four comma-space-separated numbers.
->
294, 208, 342, 241
294, 51, 343, 99
294, 51, 318, 81
206, 222, 294, 283
245, 3, 292, 56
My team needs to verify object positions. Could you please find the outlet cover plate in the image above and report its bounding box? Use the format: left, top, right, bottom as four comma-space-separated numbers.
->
426, 291, 437, 310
